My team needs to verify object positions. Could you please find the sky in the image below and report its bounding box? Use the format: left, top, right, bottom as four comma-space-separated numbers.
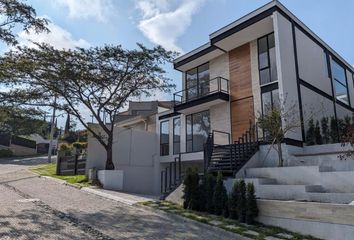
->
7, 0, 354, 129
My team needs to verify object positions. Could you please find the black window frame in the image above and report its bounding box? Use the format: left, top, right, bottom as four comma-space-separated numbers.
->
331, 58, 350, 106
260, 82, 279, 116
185, 62, 210, 100
185, 110, 210, 153
173, 117, 181, 155
257, 32, 278, 86
160, 120, 169, 156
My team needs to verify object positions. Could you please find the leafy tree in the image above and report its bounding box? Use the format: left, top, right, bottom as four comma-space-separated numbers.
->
183, 168, 200, 210
330, 116, 338, 143
229, 180, 240, 220
246, 182, 258, 224
0, 0, 48, 45
212, 171, 228, 216
237, 180, 247, 223
314, 120, 322, 145
203, 174, 216, 214
306, 119, 315, 145
321, 117, 330, 144
0, 43, 175, 169
0, 105, 48, 136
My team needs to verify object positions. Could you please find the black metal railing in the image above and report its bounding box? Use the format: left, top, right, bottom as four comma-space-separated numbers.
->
173, 77, 229, 106
160, 154, 182, 197
204, 122, 259, 176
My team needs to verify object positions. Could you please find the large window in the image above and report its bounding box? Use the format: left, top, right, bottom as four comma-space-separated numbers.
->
331, 59, 349, 105
173, 118, 181, 154
160, 120, 169, 156
186, 63, 210, 100
186, 111, 210, 152
258, 33, 277, 85
261, 85, 279, 115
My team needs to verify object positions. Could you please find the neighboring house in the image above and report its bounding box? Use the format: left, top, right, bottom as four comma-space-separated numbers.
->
0, 134, 37, 156
29, 134, 58, 154
86, 101, 174, 195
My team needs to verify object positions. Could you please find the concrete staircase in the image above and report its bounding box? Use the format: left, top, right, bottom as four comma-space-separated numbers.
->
225, 165, 354, 204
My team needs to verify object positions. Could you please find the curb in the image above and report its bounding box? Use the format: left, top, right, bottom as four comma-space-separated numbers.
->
81, 187, 137, 206
136, 204, 252, 240
38, 175, 82, 189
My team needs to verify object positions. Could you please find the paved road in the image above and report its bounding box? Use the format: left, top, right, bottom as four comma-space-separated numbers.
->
0, 156, 242, 240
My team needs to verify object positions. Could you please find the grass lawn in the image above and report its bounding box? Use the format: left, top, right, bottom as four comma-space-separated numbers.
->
141, 201, 322, 240
30, 163, 90, 187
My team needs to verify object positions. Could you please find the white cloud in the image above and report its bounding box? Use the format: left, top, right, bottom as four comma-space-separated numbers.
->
136, 0, 205, 53
52, 0, 114, 22
18, 21, 90, 50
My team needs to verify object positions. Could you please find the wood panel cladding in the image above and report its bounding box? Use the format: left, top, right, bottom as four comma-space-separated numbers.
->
229, 43, 252, 101
231, 97, 254, 141
229, 43, 254, 141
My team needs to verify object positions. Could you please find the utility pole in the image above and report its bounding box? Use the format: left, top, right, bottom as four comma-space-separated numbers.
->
48, 96, 57, 163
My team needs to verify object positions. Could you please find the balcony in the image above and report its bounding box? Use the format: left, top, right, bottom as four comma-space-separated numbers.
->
173, 77, 230, 114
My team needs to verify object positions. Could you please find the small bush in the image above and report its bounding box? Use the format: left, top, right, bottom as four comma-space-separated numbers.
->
183, 167, 200, 210
237, 179, 247, 223
330, 116, 338, 143
203, 174, 216, 214
314, 120, 322, 145
229, 180, 240, 220
306, 119, 315, 145
59, 143, 72, 152
0, 149, 13, 158
246, 182, 258, 224
72, 142, 87, 149
321, 117, 330, 144
213, 171, 228, 216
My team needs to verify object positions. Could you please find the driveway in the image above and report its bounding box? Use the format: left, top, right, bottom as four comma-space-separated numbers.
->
0, 156, 243, 240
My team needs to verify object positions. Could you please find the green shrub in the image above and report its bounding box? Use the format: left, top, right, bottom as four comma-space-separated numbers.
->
306, 119, 315, 145
314, 120, 322, 145
72, 142, 87, 149
212, 171, 228, 216
321, 117, 330, 144
203, 174, 216, 214
246, 182, 258, 224
0, 149, 13, 158
229, 180, 240, 220
237, 179, 247, 223
330, 116, 338, 143
183, 167, 200, 210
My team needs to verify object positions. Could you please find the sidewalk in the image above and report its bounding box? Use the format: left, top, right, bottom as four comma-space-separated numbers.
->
82, 187, 158, 205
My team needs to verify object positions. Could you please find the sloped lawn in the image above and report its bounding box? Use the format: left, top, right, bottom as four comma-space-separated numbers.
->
141, 201, 322, 240
30, 163, 90, 187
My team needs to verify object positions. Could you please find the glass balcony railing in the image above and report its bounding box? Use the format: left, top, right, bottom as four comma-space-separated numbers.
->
173, 77, 229, 106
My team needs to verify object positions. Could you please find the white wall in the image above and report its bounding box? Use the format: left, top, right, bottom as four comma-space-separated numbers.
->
273, 12, 302, 141
86, 125, 160, 195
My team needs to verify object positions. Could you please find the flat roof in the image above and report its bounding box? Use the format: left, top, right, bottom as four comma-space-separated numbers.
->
174, 0, 354, 73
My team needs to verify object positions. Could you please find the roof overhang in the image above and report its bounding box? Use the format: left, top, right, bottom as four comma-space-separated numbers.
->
173, 43, 225, 72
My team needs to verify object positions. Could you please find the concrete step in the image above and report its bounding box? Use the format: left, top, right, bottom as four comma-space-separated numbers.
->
254, 184, 311, 201
308, 192, 354, 204
245, 166, 321, 185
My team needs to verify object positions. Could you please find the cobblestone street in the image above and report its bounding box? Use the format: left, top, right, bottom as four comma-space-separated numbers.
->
0, 157, 242, 240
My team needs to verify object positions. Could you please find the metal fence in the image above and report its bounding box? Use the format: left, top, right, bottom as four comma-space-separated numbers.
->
56, 154, 86, 176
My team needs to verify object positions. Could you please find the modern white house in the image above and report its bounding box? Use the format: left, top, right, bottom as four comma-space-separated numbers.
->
87, 1, 354, 239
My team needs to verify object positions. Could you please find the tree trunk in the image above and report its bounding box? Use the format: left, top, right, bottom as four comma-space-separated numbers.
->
277, 142, 283, 167
105, 136, 114, 170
